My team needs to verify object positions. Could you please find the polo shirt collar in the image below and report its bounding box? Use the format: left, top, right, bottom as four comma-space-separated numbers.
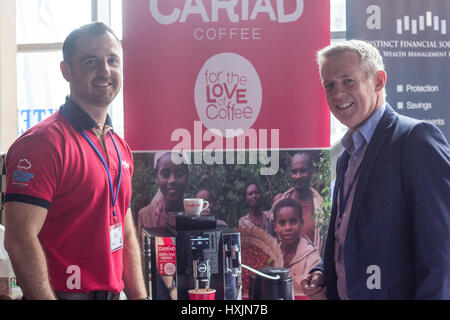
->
61, 96, 113, 132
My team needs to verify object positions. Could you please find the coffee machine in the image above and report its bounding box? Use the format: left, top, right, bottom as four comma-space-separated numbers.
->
142, 213, 242, 300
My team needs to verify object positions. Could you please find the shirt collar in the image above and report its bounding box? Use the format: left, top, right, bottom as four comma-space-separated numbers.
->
61, 96, 113, 132
341, 103, 386, 155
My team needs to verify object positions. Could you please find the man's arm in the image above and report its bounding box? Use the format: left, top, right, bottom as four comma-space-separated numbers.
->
122, 208, 148, 299
4, 201, 56, 300
403, 123, 450, 299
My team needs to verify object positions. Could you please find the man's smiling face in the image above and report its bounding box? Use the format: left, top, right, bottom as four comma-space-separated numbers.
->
321, 51, 384, 132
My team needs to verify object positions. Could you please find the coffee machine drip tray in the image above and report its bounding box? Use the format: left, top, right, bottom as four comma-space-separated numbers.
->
167, 212, 217, 231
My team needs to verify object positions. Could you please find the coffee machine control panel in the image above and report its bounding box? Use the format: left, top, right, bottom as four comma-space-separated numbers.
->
177, 231, 220, 275
190, 234, 210, 252
191, 234, 212, 289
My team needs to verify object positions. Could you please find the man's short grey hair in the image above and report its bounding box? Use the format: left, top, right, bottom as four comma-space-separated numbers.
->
316, 40, 386, 100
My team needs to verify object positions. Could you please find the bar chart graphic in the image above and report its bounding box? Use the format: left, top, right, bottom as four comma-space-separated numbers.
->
397, 11, 447, 35
347, 0, 450, 142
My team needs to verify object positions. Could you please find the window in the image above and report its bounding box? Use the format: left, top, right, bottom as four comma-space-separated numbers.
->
330, 0, 348, 146
16, 0, 92, 44
17, 51, 63, 135
331, 0, 346, 33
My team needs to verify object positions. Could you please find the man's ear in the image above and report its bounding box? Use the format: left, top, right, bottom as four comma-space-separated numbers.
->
374, 70, 387, 93
60, 61, 71, 82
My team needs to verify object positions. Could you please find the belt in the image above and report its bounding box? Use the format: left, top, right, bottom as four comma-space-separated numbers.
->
55, 290, 121, 300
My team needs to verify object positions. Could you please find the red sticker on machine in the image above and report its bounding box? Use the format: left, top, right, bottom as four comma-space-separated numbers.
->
157, 237, 177, 276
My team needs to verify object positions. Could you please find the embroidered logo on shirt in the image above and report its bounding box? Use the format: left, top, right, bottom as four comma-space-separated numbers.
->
122, 159, 131, 170
12, 158, 34, 187
17, 158, 32, 170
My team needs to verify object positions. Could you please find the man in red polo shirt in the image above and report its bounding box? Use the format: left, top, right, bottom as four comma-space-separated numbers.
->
3, 22, 147, 300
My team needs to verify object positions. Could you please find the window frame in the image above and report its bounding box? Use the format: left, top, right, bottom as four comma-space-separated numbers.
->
15, 0, 125, 136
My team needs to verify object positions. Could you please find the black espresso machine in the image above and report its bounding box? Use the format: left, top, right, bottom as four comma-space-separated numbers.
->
142, 213, 242, 300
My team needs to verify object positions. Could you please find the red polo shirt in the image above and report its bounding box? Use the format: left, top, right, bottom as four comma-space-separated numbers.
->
5, 97, 134, 293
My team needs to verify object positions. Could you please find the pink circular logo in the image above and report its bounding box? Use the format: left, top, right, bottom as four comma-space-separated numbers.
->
194, 52, 262, 137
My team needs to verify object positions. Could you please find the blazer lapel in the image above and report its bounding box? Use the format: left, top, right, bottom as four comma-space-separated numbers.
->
346, 105, 398, 235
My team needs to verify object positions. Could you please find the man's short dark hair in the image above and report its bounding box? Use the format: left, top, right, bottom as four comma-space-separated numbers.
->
62, 21, 120, 63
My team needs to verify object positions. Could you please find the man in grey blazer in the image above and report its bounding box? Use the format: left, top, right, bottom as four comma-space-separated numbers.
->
301, 40, 450, 299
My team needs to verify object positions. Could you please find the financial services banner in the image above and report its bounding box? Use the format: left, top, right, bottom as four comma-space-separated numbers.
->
122, 0, 331, 299
347, 0, 450, 141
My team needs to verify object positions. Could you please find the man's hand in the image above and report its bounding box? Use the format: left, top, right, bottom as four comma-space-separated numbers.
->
301, 271, 327, 300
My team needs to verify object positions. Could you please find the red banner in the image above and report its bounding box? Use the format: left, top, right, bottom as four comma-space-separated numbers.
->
123, 0, 330, 151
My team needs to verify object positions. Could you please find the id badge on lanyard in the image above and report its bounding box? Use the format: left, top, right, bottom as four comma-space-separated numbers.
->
61, 108, 124, 253
82, 132, 123, 253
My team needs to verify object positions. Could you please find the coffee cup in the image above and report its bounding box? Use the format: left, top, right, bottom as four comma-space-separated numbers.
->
188, 288, 216, 300
183, 198, 209, 216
